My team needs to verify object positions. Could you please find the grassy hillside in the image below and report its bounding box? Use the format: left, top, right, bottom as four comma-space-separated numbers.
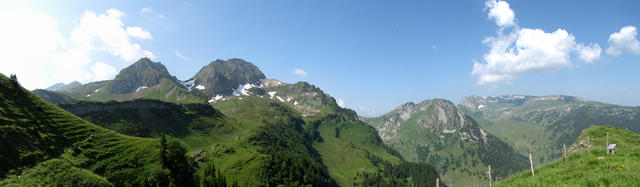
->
497, 126, 640, 186
212, 96, 444, 186
58, 99, 237, 151
0, 73, 164, 186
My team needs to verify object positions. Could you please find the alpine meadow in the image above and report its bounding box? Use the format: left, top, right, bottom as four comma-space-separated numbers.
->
1, 0, 639, 186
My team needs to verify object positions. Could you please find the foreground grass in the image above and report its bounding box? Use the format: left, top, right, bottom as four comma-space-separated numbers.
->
497, 126, 640, 186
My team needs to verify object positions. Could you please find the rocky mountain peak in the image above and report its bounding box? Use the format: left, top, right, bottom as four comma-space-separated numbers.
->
191, 58, 265, 97
106, 58, 176, 94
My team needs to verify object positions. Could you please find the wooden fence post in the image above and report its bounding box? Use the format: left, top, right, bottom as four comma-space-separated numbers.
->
488, 165, 492, 187
436, 178, 439, 187
563, 144, 567, 164
529, 153, 535, 176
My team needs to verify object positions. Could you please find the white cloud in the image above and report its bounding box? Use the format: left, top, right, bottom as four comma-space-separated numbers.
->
175, 52, 190, 61
91, 62, 116, 81
126, 27, 152, 40
485, 0, 515, 27
576, 43, 601, 63
157, 14, 166, 19
0, 8, 154, 89
293, 68, 308, 77
71, 9, 155, 62
431, 44, 438, 49
472, 0, 601, 85
606, 26, 640, 56
139, 7, 151, 15
337, 98, 345, 108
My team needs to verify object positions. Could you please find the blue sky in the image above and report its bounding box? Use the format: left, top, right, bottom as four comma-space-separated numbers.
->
1, 0, 639, 116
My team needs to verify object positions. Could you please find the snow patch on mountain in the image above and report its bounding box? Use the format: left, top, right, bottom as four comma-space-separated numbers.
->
233, 83, 258, 96
442, 129, 456, 134
195, 85, 205, 90
136, 86, 148, 92
268, 91, 277, 98
208, 94, 224, 103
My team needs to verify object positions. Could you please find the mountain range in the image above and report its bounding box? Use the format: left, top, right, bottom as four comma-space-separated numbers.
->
5, 58, 445, 186
459, 95, 640, 166
7, 56, 638, 186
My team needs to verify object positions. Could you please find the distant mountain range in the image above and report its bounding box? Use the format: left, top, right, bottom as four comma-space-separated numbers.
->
45, 81, 82, 91
459, 95, 640, 166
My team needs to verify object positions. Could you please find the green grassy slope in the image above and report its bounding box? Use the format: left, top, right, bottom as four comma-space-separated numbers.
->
58, 99, 236, 151
212, 96, 444, 186
497, 126, 640, 186
209, 96, 337, 186
0, 73, 161, 186
0, 159, 113, 187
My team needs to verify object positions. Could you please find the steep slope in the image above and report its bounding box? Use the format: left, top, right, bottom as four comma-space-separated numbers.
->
497, 126, 640, 186
459, 95, 640, 165
0, 73, 164, 186
45, 81, 82, 91
363, 99, 527, 186
190, 58, 265, 97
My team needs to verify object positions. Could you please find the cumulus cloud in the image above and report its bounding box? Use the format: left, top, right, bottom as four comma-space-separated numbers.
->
337, 98, 345, 108
293, 68, 308, 77
71, 9, 155, 61
485, 0, 515, 27
126, 27, 152, 40
576, 43, 601, 63
472, 0, 601, 85
175, 52, 190, 61
91, 62, 116, 81
606, 26, 640, 56
0, 8, 154, 89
